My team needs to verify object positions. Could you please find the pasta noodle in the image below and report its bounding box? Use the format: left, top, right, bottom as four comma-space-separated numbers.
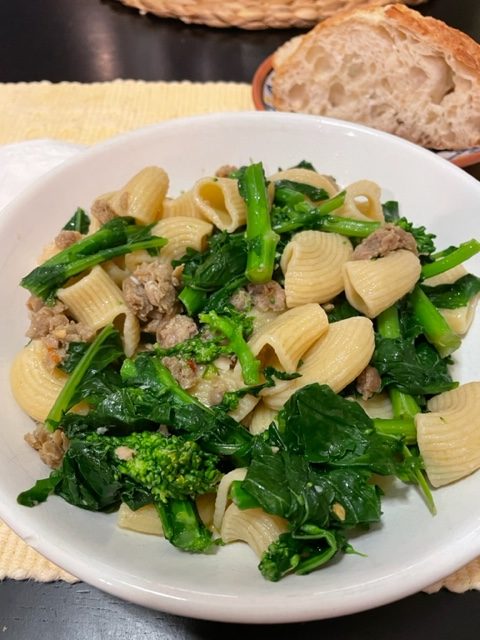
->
247, 303, 328, 372
262, 316, 375, 410
10, 340, 68, 423
335, 180, 384, 222
192, 176, 247, 232
416, 383, 480, 487
281, 231, 353, 306
151, 216, 213, 263
57, 265, 140, 356
107, 166, 169, 224
220, 503, 289, 558
343, 250, 422, 318
268, 167, 338, 197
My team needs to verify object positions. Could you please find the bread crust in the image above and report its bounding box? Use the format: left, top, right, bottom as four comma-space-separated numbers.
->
272, 4, 480, 149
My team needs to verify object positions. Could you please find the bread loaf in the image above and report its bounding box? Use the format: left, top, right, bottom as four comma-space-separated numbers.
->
271, 4, 480, 149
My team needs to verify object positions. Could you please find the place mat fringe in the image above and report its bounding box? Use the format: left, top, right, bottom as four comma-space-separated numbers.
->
116, 0, 426, 29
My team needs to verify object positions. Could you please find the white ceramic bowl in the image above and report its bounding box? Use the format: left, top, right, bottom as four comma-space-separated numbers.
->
0, 112, 479, 623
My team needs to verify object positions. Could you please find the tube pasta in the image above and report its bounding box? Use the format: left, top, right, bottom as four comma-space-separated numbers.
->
262, 317, 375, 410
10, 340, 68, 423
268, 167, 338, 197
117, 494, 215, 535
151, 216, 213, 263
335, 180, 384, 221
117, 503, 164, 536
247, 303, 328, 372
162, 191, 207, 220
193, 176, 246, 232
213, 468, 247, 532
343, 250, 421, 318
416, 383, 480, 488
355, 392, 394, 419
220, 503, 289, 558
281, 231, 353, 306
249, 402, 277, 436
107, 166, 169, 225
57, 265, 140, 356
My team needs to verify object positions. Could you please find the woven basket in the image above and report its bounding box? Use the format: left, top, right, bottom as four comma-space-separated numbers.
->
116, 0, 427, 30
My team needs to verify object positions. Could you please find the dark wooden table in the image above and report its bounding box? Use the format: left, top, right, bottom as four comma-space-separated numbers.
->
1, 0, 479, 637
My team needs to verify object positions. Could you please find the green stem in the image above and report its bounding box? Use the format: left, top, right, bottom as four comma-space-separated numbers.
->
403, 446, 436, 515
410, 286, 461, 357
241, 163, 279, 284
178, 286, 208, 316
421, 239, 480, 280
390, 389, 420, 419
373, 418, 416, 444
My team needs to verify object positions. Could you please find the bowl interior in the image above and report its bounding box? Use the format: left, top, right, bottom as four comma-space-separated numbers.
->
0, 112, 479, 623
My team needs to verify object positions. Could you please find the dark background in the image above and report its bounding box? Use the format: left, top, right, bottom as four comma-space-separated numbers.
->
0, 0, 479, 83
1, 0, 480, 637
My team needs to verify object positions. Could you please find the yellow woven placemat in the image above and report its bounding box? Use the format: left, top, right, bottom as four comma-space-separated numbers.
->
0, 79, 477, 593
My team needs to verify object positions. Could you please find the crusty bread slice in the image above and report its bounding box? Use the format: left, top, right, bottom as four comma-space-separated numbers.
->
271, 4, 480, 150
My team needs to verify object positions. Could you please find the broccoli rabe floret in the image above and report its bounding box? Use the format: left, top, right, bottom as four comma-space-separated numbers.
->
259, 527, 340, 582
108, 431, 222, 503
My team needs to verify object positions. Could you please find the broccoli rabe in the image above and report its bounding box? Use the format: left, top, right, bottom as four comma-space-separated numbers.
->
19, 430, 222, 553
108, 431, 222, 504
199, 310, 261, 385
259, 528, 341, 582
21, 217, 167, 302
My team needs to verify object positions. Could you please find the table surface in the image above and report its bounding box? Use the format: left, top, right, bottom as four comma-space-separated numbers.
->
1, 0, 480, 638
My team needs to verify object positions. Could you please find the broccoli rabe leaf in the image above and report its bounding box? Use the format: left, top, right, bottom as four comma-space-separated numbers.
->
421, 274, 480, 309
62, 207, 90, 234
273, 180, 329, 206
373, 336, 457, 396
278, 384, 406, 475
179, 231, 248, 291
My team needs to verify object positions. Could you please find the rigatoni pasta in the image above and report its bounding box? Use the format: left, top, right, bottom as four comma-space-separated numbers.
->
281, 231, 353, 306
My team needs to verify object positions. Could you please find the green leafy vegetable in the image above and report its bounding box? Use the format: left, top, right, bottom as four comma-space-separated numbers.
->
199, 310, 260, 385
421, 274, 480, 309
21, 217, 167, 302
62, 208, 90, 234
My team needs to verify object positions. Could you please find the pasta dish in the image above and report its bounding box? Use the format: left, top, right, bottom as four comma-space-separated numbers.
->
10, 160, 480, 581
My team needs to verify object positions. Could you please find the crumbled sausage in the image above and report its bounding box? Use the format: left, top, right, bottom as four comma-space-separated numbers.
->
54, 230, 83, 250
90, 194, 117, 225
25, 424, 69, 469
229, 288, 252, 312
215, 164, 238, 178
247, 281, 286, 312
156, 314, 198, 348
162, 356, 198, 389
356, 365, 382, 400
26, 300, 95, 367
122, 260, 178, 322
352, 223, 418, 261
